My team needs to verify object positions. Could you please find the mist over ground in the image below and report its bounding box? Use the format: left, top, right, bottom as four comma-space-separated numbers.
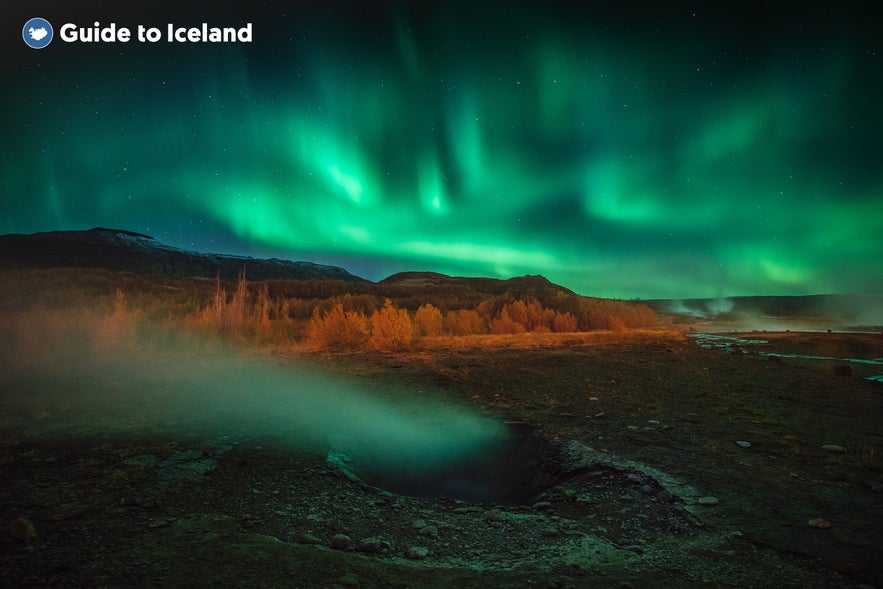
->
0, 309, 506, 474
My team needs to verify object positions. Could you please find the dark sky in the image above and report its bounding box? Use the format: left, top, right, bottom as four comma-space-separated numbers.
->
2, 1, 881, 297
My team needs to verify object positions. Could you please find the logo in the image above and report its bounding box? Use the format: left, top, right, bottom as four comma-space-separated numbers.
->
23, 17, 53, 49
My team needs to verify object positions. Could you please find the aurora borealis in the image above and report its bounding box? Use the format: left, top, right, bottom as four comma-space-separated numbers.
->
2, 2, 881, 298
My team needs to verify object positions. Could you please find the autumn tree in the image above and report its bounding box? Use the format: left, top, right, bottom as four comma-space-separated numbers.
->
370, 299, 414, 351
444, 309, 488, 335
414, 303, 444, 337
305, 301, 369, 350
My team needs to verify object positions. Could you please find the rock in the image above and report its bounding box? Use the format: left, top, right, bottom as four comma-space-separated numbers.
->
641, 485, 655, 495
532, 501, 552, 510
808, 518, 832, 529
330, 533, 351, 549
418, 525, 439, 538
338, 572, 360, 586
411, 518, 427, 529
297, 532, 322, 545
821, 444, 846, 453
647, 419, 661, 425
406, 546, 429, 560
832, 364, 853, 377
626, 425, 640, 431
358, 537, 383, 553
9, 517, 37, 542
697, 496, 719, 506
735, 440, 752, 448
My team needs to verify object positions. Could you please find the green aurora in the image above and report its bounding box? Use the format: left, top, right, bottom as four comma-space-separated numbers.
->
2, 2, 881, 298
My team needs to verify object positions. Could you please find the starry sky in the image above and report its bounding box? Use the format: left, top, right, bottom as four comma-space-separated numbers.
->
2, 1, 881, 298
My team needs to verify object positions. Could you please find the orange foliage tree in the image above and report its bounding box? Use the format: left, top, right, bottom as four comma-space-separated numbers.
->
370, 299, 414, 351
414, 303, 444, 337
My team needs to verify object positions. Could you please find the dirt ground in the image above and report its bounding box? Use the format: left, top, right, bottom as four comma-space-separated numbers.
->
2, 331, 882, 587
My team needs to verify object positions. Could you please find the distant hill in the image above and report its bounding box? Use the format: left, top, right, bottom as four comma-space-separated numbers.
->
380, 271, 576, 297
0, 228, 366, 282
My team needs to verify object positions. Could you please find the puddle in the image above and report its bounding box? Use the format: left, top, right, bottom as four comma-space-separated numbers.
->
691, 333, 769, 350
690, 333, 883, 382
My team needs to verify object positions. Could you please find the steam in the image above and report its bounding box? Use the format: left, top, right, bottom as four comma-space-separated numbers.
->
0, 311, 507, 474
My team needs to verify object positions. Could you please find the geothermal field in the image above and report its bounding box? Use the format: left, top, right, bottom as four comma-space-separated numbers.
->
1, 256, 881, 588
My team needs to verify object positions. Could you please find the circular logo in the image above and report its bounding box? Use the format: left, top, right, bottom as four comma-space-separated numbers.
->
23, 17, 53, 49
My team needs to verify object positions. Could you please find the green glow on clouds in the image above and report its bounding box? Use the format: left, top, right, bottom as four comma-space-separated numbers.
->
1, 3, 880, 298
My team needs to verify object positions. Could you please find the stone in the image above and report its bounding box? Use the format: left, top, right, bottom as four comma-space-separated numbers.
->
297, 532, 322, 545
808, 518, 832, 529
9, 517, 37, 542
821, 444, 846, 453
338, 572, 360, 586
411, 518, 427, 529
418, 525, 439, 537
358, 537, 383, 552
406, 546, 429, 560
532, 501, 552, 510
697, 496, 719, 506
735, 440, 751, 448
330, 533, 351, 549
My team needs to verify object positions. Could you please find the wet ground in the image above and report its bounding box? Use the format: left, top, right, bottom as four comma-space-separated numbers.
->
2, 331, 882, 587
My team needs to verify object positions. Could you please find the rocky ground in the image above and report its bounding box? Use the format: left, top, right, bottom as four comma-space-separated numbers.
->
2, 331, 882, 587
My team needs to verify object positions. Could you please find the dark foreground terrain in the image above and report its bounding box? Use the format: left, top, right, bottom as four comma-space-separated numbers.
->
2, 331, 882, 587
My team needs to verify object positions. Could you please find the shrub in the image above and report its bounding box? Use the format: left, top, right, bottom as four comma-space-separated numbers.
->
552, 311, 578, 332
489, 308, 527, 334
444, 309, 488, 336
305, 302, 369, 350
414, 303, 444, 337
370, 299, 414, 351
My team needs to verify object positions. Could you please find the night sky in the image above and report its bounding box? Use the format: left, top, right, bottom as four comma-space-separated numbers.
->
2, 1, 881, 298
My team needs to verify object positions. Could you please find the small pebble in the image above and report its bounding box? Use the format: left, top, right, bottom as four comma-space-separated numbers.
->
821, 444, 846, 453
406, 546, 429, 560
735, 441, 751, 448
338, 573, 359, 586
808, 518, 832, 529
697, 496, 719, 506
358, 537, 383, 552
9, 518, 37, 542
297, 532, 321, 545
330, 533, 351, 549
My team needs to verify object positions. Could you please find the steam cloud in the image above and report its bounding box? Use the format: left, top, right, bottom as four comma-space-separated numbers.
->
0, 313, 507, 474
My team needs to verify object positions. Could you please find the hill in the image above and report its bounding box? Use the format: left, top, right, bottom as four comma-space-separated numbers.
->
380, 271, 575, 297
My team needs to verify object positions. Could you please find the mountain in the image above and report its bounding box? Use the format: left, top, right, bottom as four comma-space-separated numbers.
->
0, 228, 366, 282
